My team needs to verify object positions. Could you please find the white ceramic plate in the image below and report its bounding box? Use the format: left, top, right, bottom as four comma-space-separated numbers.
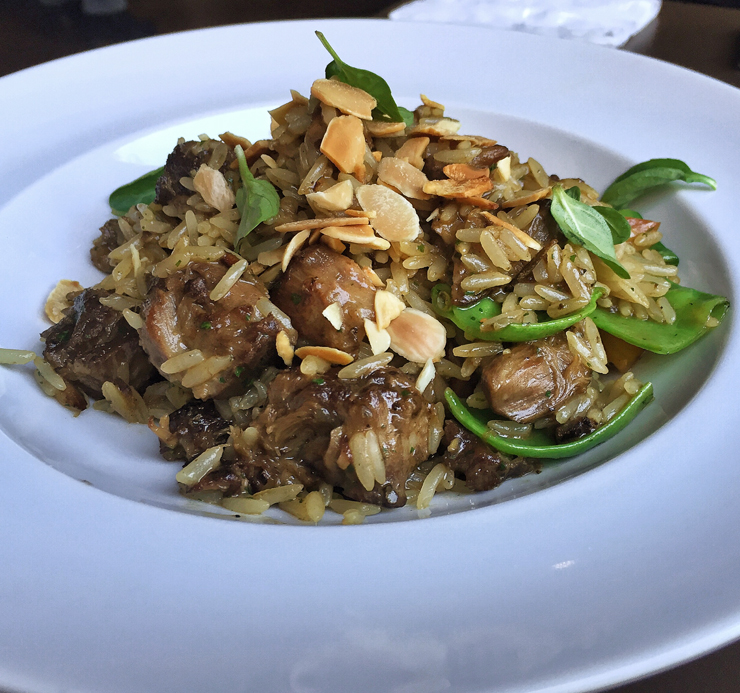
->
0, 18, 738, 693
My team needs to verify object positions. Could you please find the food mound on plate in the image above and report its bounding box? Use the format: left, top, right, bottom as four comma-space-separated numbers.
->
3, 33, 727, 523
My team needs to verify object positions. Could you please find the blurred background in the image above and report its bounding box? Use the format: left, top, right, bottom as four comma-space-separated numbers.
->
0, 0, 739, 87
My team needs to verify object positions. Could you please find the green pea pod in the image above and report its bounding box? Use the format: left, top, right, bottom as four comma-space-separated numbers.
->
592, 283, 729, 354
445, 383, 654, 459
109, 166, 164, 216
431, 284, 603, 342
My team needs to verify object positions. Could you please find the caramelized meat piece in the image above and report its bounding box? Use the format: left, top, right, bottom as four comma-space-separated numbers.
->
42, 289, 155, 399
155, 140, 235, 206
554, 416, 597, 443
139, 260, 287, 400
160, 400, 230, 462
441, 420, 534, 491
194, 367, 434, 507
273, 245, 376, 354
481, 334, 590, 423
90, 218, 125, 273
450, 256, 480, 307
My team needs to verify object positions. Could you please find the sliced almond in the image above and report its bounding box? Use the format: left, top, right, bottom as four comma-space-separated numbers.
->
442, 163, 490, 181
377, 157, 431, 200
441, 134, 498, 146
481, 212, 542, 250
295, 346, 354, 366
371, 151, 382, 163
465, 196, 499, 210
415, 358, 436, 393
423, 177, 493, 199
345, 208, 374, 218
320, 115, 366, 180
275, 216, 369, 233
308, 228, 322, 245
500, 187, 552, 209
386, 308, 447, 363
311, 78, 376, 120
276, 330, 294, 366
193, 164, 236, 212
395, 136, 429, 170
409, 117, 461, 137
282, 229, 311, 272
421, 94, 445, 110
321, 235, 347, 253
362, 266, 385, 287
365, 120, 406, 138
322, 302, 343, 331
45, 279, 83, 323
356, 184, 421, 242
306, 179, 355, 213
375, 290, 406, 330
244, 140, 273, 165
364, 318, 391, 355
219, 131, 251, 150
300, 354, 331, 376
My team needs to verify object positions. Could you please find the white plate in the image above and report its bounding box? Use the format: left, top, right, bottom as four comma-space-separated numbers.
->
0, 18, 738, 693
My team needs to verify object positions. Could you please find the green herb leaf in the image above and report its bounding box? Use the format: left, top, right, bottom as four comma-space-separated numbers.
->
234, 145, 280, 246
316, 31, 408, 124
445, 383, 654, 459
601, 158, 717, 209
431, 284, 604, 342
592, 282, 729, 354
551, 185, 630, 279
109, 166, 164, 216
594, 206, 632, 244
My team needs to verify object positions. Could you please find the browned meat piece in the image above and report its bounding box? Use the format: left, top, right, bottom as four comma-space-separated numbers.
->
42, 289, 155, 399
90, 218, 125, 273
555, 416, 597, 443
159, 400, 230, 462
154, 140, 235, 206
272, 245, 376, 354
481, 334, 591, 423
193, 366, 435, 507
450, 256, 481, 307
139, 260, 287, 400
441, 420, 534, 491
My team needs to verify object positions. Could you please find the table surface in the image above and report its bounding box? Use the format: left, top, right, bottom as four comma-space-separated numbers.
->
1, 1, 739, 691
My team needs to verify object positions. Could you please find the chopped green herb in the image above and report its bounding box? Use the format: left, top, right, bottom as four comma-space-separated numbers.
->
417, 244, 425, 252
219, 377, 226, 383
290, 292, 303, 305
175, 260, 182, 267
200, 321, 212, 330
545, 390, 552, 398
410, 446, 415, 454
235, 366, 245, 378
401, 389, 411, 397
312, 377, 325, 385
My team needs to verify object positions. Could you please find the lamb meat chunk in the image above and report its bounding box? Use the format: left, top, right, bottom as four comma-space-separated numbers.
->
272, 245, 376, 355
555, 416, 598, 443
154, 140, 235, 206
481, 334, 591, 423
195, 366, 435, 507
90, 218, 125, 273
160, 400, 230, 462
139, 260, 288, 400
42, 288, 155, 399
441, 420, 535, 491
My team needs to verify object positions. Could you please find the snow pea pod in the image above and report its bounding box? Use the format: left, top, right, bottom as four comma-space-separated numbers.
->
592, 283, 729, 354
444, 382, 654, 459
431, 284, 603, 342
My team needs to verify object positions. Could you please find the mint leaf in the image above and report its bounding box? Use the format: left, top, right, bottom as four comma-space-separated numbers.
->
234, 145, 280, 246
550, 185, 630, 279
109, 166, 164, 216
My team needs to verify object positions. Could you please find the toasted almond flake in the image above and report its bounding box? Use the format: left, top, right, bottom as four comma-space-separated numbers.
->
275, 216, 369, 233
210, 258, 248, 301
219, 131, 251, 150
365, 120, 406, 137
322, 302, 343, 331
257, 246, 286, 267
321, 235, 347, 253
345, 208, 374, 218
356, 185, 421, 242
395, 137, 429, 170
320, 115, 366, 179
415, 358, 435, 393
45, 279, 83, 323
386, 308, 447, 363
465, 196, 499, 210
441, 134, 498, 146
308, 228, 322, 245
242, 139, 272, 165
311, 78, 376, 120
295, 346, 354, 366
409, 117, 461, 137
442, 163, 490, 181
371, 151, 382, 163
364, 318, 392, 355
500, 187, 552, 208
306, 179, 354, 212
193, 164, 236, 212
299, 354, 331, 375
421, 93, 445, 110
496, 155, 512, 180
481, 212, 542, 250
375, 290, 406, 330
377, 157, 431, 200
276, 330, 294, 366
423, 177, 493, 199
362, 266, 385, 287
161, 349, 205, 374
282, 229, 310, 272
